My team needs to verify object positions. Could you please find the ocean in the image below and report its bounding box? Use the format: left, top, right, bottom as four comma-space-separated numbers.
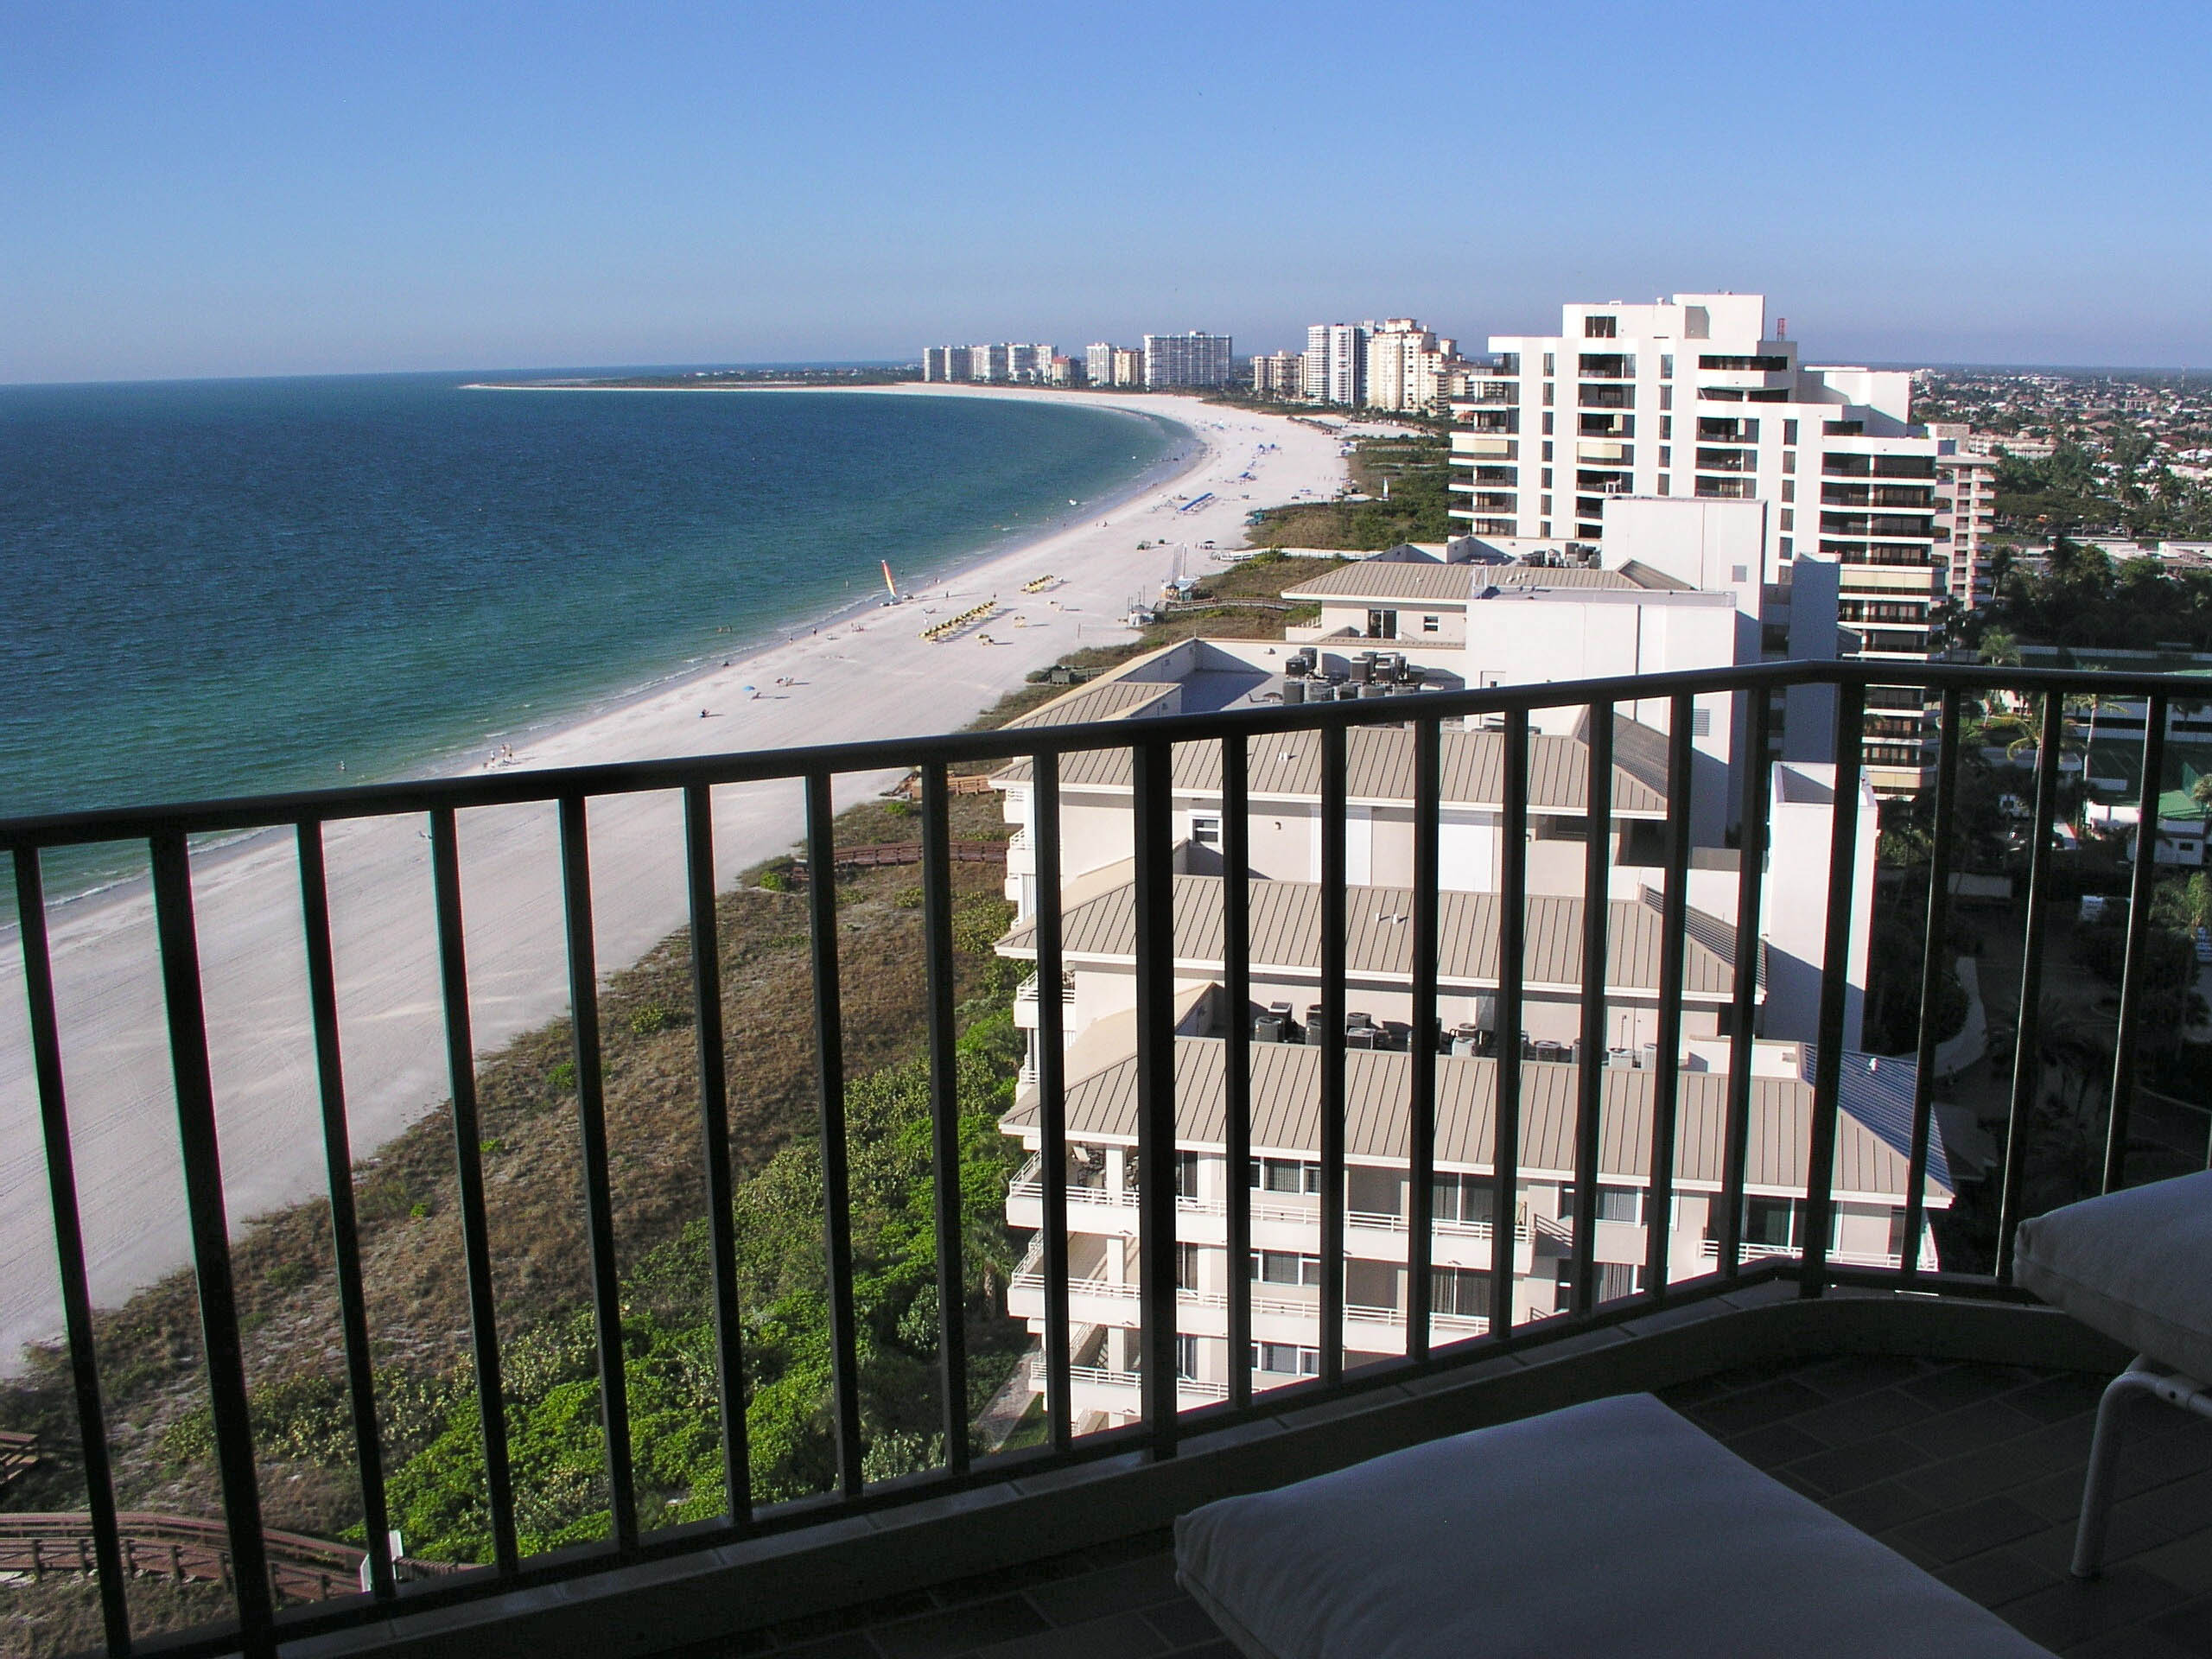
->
0, 374, 1179, 906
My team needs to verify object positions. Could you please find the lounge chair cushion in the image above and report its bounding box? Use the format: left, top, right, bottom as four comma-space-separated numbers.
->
1174, 1391, 2051, 1658
2015, 1168, 2212, 1383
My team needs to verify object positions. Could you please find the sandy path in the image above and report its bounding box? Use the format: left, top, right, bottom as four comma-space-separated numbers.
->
0, 386, 1344, 1363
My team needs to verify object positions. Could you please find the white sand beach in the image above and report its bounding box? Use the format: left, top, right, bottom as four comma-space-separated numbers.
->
0, 385, 1347, 1363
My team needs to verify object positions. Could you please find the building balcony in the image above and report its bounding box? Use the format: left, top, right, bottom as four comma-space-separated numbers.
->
7, 658, 2211, 1659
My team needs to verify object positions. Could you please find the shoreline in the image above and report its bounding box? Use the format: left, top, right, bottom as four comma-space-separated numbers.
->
0, 386, 1347, 1363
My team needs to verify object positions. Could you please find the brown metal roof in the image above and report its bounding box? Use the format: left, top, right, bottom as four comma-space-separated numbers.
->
996, 725, 1667, 817
999, 874, 1738, 1000
1004, 677, 1181, 729
1002, 1036, 1937, 1201
1279, 563, 1475, 604
1489, 564, 1643, 590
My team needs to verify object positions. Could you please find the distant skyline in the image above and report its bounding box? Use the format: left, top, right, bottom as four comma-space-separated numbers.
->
4, 0, 2209, 385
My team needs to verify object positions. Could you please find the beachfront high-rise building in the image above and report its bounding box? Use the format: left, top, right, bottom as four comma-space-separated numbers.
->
1363, 319, 1465, 414
1447, 294, 1947, 794
1110, 346, 1145, 388
1929, 423, 1999, 611
1305, 323, 1367, 406
922, 345, 973, 382
1251, 351, 1303, 397
1085, 343, 1116, 389
969, 343, 1013, 383
1142, 332, 1234, 389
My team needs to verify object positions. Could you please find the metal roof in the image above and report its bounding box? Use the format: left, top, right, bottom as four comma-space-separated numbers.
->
1489, 565, 1643, 590
999, 874, 1739, 1000
995, 725, 1669, 817
1002, 1035, 1946, 1201
1279, 563, 1476, 604
1004, 677, 1182, 729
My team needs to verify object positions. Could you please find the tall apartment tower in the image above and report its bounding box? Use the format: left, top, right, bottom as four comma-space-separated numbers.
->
1304, 322, 1368, 405
1085, 343, 1116, 389
1142, 332, 1233, 389
968, 343, 1012, 383
922, 345, 974, 382
1928, 423, 1999, 610
1251, 351, 1303, 397
1364, 319, 1462, 413
1447, 294, 1945, 794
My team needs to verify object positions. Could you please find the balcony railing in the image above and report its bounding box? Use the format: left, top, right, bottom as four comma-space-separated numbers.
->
4, 655, 2208, 1659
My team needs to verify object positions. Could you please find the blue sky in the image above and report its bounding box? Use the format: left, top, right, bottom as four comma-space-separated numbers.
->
4, 0, 2208, 382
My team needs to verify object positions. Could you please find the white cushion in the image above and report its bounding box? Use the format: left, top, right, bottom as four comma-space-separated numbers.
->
2015, 1168, 2212, 1382
1174, 1392, 2052, 1659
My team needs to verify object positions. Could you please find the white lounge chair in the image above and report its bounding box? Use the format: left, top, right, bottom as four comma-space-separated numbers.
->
1174, 1392, 2054, 1657
2013, 1166, 2212, 1577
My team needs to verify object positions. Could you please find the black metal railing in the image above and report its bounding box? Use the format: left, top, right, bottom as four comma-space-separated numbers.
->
5, 657, 2210, 1659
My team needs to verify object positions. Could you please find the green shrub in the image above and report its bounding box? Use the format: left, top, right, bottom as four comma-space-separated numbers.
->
548, 1059, 577, 1092
629, 1003, 672, 1038
757, 870, 787, 893
893, 886, 925, 909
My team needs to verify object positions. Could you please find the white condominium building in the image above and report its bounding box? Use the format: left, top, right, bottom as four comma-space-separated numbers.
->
1364, 319, 1463, 414
1448, 294, 1947, 794
984, 590, 1928, 1427
1305, 323, 1367, 406
1251, 351, 1303, 397
1143, 332, 1235, 389
1928, 423, 1999, 611
1086, 343, 1117, 389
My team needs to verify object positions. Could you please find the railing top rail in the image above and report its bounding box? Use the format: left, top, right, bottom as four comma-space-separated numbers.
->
3, 659, 2202, 851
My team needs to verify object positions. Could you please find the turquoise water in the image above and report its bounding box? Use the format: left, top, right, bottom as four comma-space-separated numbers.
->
0, 374, 1179, 902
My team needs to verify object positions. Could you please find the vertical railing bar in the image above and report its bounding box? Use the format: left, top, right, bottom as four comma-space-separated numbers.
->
1570, 705, 1613, 1318
2103, 693, 2168, 1194
1718, 690, 1772, 1280
919, 766, 969, 1478
149, 830, 276, 1654
1491, 711, 1529, 1338
1031, 755, 1074, 1453
1318, 723, 1349, 1385
1219, 738, 1254, 1408
428, 808, 519, 1573
556, 795, 638, 1554
803, 772, 865, 1496
1644, 696, 1694, 1301
12, 849, 133, 1656
1903, 692, 1962, 1277
1800, 681, 1866, 1300
680, 785, 749, 1529
1995, 692, 2065, 1281
294, 823, 392, 1599
1406, 717, 1442, 1357
1131, 741, 1179, 1453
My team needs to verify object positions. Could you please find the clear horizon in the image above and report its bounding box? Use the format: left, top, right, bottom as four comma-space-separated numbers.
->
4, 0, 2209, 384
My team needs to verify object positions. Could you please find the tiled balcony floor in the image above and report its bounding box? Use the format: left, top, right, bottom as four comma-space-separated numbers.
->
653, 1355, 2212, 1659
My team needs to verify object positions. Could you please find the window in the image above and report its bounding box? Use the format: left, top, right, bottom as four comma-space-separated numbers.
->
1541, 353, 1554, 375
1175, 1242, 1201, 1291
1783, 419, 1798, 445
1658, 445, 1671, 467
1541, 411, 1554, 434
1175, 1334, 1200, 1380
1431, 1173, 1497, 1225
1250, 1342, 1320, 1376
1742, 1196, 1802, 1249
1782, 479, 1795, 501
1660, 416, 1673, 439
1251, 1250, 1323, 1287
1823, 419, 1864, 436
1431, 1268, 1491, 1319
1657, 474, 1670, 495
1175, 1149, 1201, 1197
1585, 315, 1617, 338
1887, 1208, 1910, 1260
1783, 449, 1796, 474
1541, 441, 1554, 461
1660, 386, 1672, 410
1542, 382, 1554, 407
1660, 353, 1674, 378
1366, 608, 1398, 639
1698, 354, 1789, 372
1560, 1184, 1647, 1224
1190, 813, 1221, 847
1249, 1157, 1321, 1195
1421, 614, 1440, 633
1598, 1262, 1646, 1301
1780, 509, 1794, 531
1541, 467, 1554, 486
